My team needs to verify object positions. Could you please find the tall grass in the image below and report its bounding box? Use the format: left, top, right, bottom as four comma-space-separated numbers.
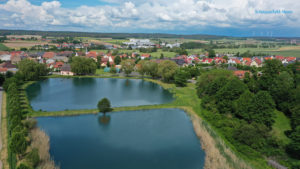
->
30, 128, 59, 169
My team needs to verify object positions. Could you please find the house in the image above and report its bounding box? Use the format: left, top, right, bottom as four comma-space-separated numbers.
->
0, 54, 11, 62
214, 57, 226, 64
53, 56, 69, 62
250, 58, 262, 67
201, 58, 213, 64
228, 58, 241, 65
0, 68, 7, 74
234, 70, 250, 79
46, 59, 55, 64
141, 54, 151, 60
43, 52, 56, 59
53, 62, 64, 71
86, 51, 98, 61
60, 64, 74, 76
101, 58, 109, 67
11, 53, 22, 64
171, 58, 185, 66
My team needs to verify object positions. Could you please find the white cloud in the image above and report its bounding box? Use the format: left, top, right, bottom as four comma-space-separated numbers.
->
0, 0, 299, 33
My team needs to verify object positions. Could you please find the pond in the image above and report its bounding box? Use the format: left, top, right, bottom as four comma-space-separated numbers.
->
26, 78, 174, 112
37, 109, 205, 169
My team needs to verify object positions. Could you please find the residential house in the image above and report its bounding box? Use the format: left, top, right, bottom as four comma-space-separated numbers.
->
43, 52, 56, 59
141, 54, 151, 60
60, 64, 74, 76
201, 58, 213, 64
234, 70, 250, 79
11, 52, 22, 64
0, 53, 11, 62
46, 59, 55, 64
53, 56, 69, 62
53, 62, 64, 71
250, 58, 262, 67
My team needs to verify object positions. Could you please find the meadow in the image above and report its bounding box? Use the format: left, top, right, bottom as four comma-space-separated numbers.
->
0, 43, 9, 50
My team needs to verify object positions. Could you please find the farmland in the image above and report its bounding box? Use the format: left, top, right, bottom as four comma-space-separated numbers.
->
3, 40, 56, 50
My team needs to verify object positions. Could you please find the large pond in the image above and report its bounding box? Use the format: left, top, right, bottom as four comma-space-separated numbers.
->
26, 78, 174, 111
37, 109, 205, 169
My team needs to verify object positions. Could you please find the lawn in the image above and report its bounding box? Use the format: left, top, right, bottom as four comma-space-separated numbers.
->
0, 43, 9, 50
95, 69, 112, 75
272, 110, 291, 145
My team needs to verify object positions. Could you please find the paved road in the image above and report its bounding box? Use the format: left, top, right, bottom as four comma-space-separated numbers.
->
0, 87, 3, 169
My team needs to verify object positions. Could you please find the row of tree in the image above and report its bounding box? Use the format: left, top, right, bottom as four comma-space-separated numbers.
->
4, 76, 40, 169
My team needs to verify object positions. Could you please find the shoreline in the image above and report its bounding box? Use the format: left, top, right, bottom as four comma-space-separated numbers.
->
24, 77, 253, 169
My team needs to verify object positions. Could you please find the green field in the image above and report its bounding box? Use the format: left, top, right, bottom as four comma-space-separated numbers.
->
187, 47, 300, 57
92, 49, 177, 58
272, 111, 291, 145
0, 43, 9, 50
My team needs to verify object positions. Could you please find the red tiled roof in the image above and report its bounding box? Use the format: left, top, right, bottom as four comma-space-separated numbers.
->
254, 58, 262, 65
243, 58, 251, 62
43, 52, 55, 59
0, 68, 7, 72
54, 62, 64, 68
286, 57, 296, 61
141, 54, 151, 58
86, 51, 97, 58
275, 55, 285, 60
265, 57, 272, 60
234, 70, 250, 79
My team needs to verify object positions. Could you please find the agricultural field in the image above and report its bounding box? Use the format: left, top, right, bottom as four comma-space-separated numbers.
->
198, 46, 300, 57
91, 49, 177, 58
3, 40, 56, 50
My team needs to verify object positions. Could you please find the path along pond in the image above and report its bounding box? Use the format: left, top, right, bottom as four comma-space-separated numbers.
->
27, 78, 206, 169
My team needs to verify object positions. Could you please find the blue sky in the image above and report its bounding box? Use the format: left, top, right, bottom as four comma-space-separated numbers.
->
0, 0, 299, 37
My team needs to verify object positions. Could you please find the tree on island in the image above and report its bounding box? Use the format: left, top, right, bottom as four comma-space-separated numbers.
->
97, 98, 112, 114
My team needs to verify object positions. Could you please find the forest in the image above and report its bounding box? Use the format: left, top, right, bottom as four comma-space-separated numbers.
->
197, 60, 300, 168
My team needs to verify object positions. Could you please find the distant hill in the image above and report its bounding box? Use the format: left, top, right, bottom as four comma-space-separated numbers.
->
0, 29, 228, 40
0, 29, 299, 41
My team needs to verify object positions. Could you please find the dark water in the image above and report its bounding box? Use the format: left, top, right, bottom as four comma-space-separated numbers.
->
37, 109, 205, 169
26, 78, 173, 111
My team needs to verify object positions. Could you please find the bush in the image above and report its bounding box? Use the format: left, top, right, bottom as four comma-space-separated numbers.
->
26, 148, 40, 167
24, 119, 37, 130
17, 163, 32, 169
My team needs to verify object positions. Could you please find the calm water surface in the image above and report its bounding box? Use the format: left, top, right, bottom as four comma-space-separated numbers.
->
26, 78, 173, 111
37, 109, 205, 169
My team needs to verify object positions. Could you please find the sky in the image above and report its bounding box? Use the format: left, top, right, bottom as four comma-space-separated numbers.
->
0, 0, 299, 37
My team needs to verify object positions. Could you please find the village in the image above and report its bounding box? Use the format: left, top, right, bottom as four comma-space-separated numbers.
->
0, 49, 298, 80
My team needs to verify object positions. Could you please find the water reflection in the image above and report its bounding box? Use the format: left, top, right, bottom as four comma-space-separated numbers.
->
98, 114, 111, 126
72, 78, 96, 86
26, 82, 42, 100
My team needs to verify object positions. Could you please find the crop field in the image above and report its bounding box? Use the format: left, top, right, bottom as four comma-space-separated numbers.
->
3, 40, 56, 49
